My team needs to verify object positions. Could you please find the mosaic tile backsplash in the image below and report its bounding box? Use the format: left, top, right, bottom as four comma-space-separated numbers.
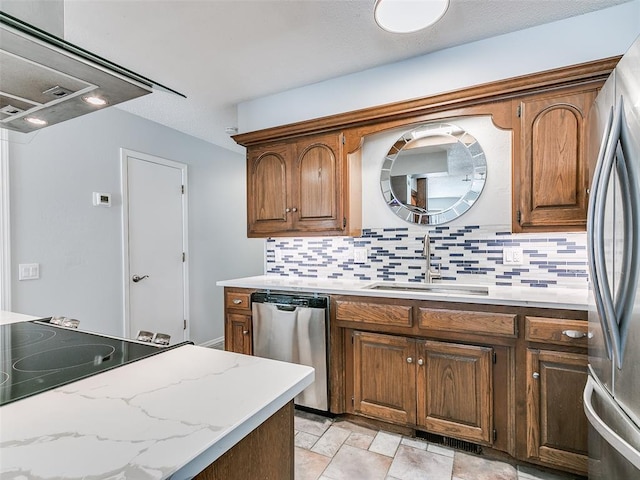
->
265, 226, 588, 289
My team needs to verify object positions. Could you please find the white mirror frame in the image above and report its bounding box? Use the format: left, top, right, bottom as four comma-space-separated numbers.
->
380, 122, 487, 225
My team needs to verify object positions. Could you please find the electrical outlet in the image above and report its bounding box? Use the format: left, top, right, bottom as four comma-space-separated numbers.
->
354, 247, 368, 263
503, 248, 524, 265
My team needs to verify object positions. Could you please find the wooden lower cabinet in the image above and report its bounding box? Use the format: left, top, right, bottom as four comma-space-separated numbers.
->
224, 288, 254, 355
418, 341, 493, 444
225, 313, 252, 355
353, 331, 416, 424
526, 348, 588, 474
195, 401, 294, 479
352, 331, 494, 446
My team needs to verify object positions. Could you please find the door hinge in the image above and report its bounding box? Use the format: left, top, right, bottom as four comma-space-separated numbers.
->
493, 351, 497, 364
181, 185, 185, 194
342, 134, 346, 145
493, 429, 497, 442
351, 396, 354, 406
182, 252, 186, 262
343, 217, 347, 228
516, 210, 522, 224
516, 105, 522, 118
183, 319, 187, 330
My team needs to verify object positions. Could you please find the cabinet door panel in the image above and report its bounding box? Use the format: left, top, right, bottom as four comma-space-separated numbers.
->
293, 133, 344, 232
248, 145, 291, 234
353, 331, 416, 425
417, 341, 493, 444
515, 87, 598, 232
531, 106, 579, 208
297, 144, 336, 219
225, 313, 252, 355
526, 349, 588, 474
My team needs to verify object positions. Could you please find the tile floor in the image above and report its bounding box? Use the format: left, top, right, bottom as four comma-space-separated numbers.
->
294, 410, 586, 480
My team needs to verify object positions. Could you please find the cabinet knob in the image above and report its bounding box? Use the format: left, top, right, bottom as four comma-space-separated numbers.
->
292, 207, 298, 212
233, 299, 243, 305
532, 372, 540, 379
407, 357, 413, 364
418, 358, 424, 366
243, 330, 249, 335
562, 329, 587, 339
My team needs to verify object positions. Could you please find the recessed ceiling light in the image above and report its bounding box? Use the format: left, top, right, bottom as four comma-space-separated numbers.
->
83, 95, 108, 106
374, 0, 449, 34
25, 117, 47, 126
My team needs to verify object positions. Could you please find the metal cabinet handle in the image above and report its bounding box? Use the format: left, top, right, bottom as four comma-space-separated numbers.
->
562, 329, 587, 339
532, 372, 540, 379
233, 299, 243, 305
132, 274, 149, 283
417, 358, 424, 366
407, 357, 413, 364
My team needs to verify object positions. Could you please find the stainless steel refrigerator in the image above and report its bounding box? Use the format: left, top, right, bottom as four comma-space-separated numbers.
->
585, 34, 640, 479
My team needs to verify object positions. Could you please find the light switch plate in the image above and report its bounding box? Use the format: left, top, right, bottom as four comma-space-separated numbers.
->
503, 247, 524, 265
19, 263, 39, 280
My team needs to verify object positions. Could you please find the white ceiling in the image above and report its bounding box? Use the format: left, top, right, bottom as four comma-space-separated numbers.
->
50, 1, 634, 152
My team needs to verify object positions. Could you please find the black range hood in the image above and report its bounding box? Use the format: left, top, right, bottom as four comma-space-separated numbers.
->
0, 11, 185, 133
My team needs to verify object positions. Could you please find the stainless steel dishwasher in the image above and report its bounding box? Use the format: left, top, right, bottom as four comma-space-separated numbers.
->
251, 291, 329, 411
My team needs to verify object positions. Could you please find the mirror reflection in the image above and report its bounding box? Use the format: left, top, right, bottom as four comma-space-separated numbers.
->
380, 122, 487, 225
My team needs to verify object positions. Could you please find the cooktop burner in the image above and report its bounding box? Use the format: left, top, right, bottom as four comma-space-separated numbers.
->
0, 320, 186, 406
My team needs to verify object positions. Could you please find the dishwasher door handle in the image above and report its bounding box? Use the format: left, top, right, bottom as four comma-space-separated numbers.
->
275, 304, 298, 312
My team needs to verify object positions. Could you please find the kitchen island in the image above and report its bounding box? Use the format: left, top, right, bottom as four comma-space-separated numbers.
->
0, 312, 314, 479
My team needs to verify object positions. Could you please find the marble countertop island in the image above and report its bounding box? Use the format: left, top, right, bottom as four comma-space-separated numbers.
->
217, 275, 588, 310
0, 313, 314, 479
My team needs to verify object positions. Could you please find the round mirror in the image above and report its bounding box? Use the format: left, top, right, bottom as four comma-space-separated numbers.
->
380, 122, 487, 225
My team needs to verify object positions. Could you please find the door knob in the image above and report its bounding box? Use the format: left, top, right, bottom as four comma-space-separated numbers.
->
132, 274, 149, 283
532, 372, 540, 379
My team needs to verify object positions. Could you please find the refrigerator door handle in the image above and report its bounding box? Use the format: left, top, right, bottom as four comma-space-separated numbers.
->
612, 98, 640, 367
593, 99, 625, 367
584, 376, 640, 470
588, 104, 615, 358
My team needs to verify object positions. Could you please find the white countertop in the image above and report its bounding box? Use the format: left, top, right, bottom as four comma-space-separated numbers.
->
217, 275, 588, 311
0, 317, 314, 479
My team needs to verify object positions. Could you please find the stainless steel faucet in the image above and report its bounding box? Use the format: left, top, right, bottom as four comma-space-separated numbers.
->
422, 234, 441, 283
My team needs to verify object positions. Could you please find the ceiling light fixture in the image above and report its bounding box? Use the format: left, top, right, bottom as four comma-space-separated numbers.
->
374, 0, 449, 33
83, 95, 108, 107
25, 117, 47, 126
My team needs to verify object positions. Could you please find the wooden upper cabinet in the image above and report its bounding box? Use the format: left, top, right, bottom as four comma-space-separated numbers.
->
247, 143, 291, 235
294, 134, 341, 229
246, 131, 361, 237
513, 84, 601, 232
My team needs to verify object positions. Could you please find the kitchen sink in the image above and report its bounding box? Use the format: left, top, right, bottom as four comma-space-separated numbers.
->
364, 282, 489, 296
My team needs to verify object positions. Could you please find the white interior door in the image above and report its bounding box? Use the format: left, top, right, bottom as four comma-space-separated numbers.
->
123, 149, 188, 345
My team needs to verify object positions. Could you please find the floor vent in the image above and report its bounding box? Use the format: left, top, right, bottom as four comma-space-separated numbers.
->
416, 431, 483, 454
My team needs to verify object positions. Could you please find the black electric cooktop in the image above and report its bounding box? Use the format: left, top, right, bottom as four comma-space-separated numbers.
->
0, 320, 186, 406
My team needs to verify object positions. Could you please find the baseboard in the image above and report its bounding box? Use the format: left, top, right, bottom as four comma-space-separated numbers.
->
200, 336, 224, 349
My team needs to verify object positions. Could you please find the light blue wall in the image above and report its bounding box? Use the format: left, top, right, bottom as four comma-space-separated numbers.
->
7, 107, 263, 344
238, 1, 640, 132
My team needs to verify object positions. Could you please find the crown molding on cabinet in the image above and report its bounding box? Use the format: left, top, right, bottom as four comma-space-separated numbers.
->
232, 56, 620, 149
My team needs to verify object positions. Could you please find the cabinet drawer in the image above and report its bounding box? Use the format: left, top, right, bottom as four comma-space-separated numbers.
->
419, 308, 517, 337
335, 301, 412, 327
225, 291, 252, 311
525, 316, 588, 348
